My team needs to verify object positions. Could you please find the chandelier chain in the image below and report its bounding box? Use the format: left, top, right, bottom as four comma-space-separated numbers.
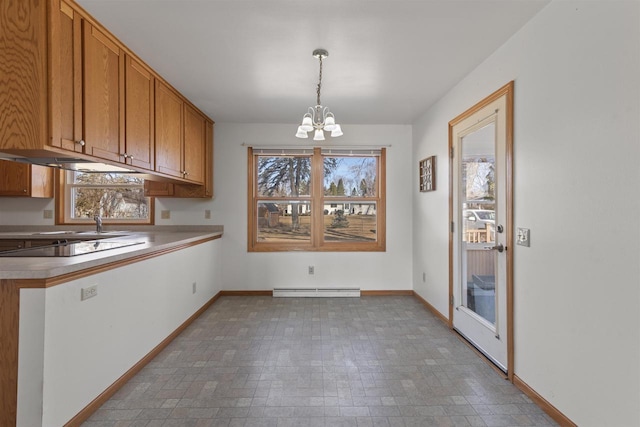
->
316, 56, 323, 106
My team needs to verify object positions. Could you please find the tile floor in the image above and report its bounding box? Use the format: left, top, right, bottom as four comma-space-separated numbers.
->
82, 296, 557, 427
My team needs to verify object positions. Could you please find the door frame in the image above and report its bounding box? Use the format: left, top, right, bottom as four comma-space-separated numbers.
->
448, 81, 514, 380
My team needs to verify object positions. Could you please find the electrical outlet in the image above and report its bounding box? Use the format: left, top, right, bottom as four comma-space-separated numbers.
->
517, 227, 530, 247
204, 209, 211, 219
192, 282, 197, 294
308, 266, 314, 275
160, 210, 171, 219
81, 285, 98, 301
43, 209, 53, 219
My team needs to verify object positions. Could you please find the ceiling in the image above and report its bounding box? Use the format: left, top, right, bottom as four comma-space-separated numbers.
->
77, 0, 549, 126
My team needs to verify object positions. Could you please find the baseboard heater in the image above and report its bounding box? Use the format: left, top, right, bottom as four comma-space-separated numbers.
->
273, 287, 360, 298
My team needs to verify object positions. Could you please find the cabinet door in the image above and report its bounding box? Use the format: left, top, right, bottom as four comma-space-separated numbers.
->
83, 22, 124, 163
143, 119, 213, 198
183, 104, 206, 184
125, 55, 154, 170
204, 120, 214, 197
55, 0, 84, 153
155, 81, 184, 178
0, 160, 29, 196
0, 160, 53, 198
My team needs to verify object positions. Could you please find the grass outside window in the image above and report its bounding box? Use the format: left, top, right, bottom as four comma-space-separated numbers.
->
248, 147, 385, 252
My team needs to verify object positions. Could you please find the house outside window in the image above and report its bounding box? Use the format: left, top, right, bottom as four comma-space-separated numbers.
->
59, 171, 152, 224
248, 147, 386, 252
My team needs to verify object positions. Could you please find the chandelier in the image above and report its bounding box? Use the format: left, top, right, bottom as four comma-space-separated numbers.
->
295, 49, 343, 140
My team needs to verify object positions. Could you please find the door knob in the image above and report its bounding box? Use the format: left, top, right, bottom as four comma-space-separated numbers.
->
484, 243, 505, 252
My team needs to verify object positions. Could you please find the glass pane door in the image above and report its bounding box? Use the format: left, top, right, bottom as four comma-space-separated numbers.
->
450, 82, 512, 373
460, 122, 497, 325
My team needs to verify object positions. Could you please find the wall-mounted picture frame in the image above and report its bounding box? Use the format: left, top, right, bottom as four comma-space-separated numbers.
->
419, 155, 436, 192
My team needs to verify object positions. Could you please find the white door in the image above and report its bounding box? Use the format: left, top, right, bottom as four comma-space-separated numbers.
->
450, 83, 513, 372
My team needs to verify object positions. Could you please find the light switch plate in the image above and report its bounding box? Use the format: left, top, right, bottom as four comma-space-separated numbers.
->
517, 227, 530, 247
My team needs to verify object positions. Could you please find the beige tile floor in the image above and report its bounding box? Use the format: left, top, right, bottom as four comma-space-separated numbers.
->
82, 296, 557, 427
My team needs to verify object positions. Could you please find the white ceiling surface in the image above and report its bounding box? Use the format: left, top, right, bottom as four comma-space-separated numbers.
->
77, 0, 549, 125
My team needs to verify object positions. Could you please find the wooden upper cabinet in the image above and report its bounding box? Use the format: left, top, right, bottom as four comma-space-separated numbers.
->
183, 104, 206, 184
83, 23, 125, 163
0, 0, 213, 188
125, 55, 155, 170
0, 160, 53, 198
0, 0, 48, 153
155, 81, 184, 179
55, 0, 84, 153
144, 119, 213, 198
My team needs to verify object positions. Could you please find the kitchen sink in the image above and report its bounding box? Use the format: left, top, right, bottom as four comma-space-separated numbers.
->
0, 240, 144, 257
30, 231, 77, 235
30, 231, 129, 236
74, 231, 129, 235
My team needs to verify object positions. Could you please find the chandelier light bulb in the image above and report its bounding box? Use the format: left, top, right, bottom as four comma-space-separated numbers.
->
313, 129, 325, 141
330, 124, 343, 137
296, 126, 309, 138
300, 115, 314, 132
323, 114, 336, 132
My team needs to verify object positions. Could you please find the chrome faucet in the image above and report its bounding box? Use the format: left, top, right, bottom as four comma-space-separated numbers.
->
94, 215, 103, 233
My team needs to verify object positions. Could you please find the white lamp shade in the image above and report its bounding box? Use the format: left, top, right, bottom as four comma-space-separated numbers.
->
296, 126, 309, 138
313, 129, 325, 141
323, 115, 336, 131
330, 124, 343, 137
300, 115, 314, 132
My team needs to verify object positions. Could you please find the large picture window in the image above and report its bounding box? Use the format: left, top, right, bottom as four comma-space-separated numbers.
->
248, 147, 385, 251
58, 171, 153, 224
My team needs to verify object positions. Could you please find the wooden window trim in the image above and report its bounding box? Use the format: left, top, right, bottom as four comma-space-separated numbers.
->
55, 170, 154, 225
248, 147, 386, 252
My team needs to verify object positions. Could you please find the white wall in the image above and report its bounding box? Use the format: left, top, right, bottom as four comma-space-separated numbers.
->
0, 197, 55, 225
0, 123, 415, 293
17, 238, 222, 426
0, 191, 216, 226
412, 1, 640, 426
214, 123, 413, 291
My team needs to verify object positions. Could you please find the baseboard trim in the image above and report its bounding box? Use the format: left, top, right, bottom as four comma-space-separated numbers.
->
220, 289, 414, 297
361, 290, 413, 296
219, 290, 273, 296
412, 290, 448, 324
65, 291, 223, 427
217, 290, 415, 297
513, 374, 576, 427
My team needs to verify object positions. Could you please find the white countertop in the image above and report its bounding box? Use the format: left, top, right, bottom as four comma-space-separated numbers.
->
0, 226, 222, 280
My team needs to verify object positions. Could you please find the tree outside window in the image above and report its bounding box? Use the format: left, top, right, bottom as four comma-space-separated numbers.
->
60, 171, 152, 224
248, 147, 385, 252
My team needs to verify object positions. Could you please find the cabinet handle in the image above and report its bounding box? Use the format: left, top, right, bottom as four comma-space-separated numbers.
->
23, 189, 27, 193
76, 140, 85, 146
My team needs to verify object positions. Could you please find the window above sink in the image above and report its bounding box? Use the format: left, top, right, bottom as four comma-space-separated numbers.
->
58, 171, 153, 225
